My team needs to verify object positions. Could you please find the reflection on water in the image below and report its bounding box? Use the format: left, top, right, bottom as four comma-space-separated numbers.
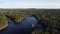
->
0, 17, 43, 34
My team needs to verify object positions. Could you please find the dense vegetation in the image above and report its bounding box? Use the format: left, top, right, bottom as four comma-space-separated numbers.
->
0, 14, 9, 30
31, 9, 60, 34
0, 9, 60, 34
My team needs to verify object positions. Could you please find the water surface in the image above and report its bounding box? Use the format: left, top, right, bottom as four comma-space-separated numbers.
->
0, 16, 43, 34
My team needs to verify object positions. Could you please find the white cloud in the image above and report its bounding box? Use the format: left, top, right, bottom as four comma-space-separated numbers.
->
0, 2, 60, 9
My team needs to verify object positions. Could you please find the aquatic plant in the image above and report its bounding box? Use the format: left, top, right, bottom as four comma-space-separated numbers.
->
32, 23, 35, 28
32, 30, 43, 34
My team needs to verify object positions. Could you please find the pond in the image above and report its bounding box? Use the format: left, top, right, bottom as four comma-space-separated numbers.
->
0, 16, 44, 34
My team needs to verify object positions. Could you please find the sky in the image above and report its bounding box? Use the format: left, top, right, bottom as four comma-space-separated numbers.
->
0, 0, 60, 9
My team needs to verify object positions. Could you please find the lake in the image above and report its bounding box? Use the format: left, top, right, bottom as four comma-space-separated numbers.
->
0, 16, 43, 34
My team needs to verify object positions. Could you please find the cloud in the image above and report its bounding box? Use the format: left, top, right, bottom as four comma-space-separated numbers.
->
0, 1, 60, 9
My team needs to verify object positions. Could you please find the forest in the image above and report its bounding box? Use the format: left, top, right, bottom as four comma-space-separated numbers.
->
0, 9, 60, 34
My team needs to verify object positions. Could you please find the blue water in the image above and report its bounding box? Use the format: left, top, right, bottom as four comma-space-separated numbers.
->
0, 17, 43, 34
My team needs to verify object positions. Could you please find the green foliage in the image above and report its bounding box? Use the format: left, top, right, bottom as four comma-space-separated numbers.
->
0, 9, 60, 34
0, 15, 9, 30
30, 9, 60, 34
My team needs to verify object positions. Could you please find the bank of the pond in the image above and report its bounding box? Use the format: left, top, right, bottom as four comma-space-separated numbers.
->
0, 16, 43, 34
